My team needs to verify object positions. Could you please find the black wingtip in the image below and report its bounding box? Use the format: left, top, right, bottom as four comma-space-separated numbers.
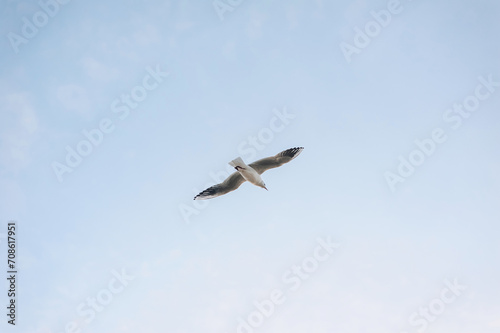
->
193, 186, 218, 200
280, 147, 304, 159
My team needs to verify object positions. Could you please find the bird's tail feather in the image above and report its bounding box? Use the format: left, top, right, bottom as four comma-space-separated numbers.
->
229, 157, 246, 169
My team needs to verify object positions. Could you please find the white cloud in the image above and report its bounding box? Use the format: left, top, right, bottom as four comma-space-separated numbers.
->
133, 23, 162, 46
174, 20, 195, 33
0, 178, 25, 217
55, 83, 93, 119
0, 92, 38, 172
245, 9, 267, 40
81, 57, 119, 81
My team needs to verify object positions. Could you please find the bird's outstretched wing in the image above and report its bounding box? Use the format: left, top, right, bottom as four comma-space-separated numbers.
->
249, 147, 304, 175
194, 171, 246, 200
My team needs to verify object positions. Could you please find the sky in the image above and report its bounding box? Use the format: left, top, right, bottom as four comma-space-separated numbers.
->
0, 0, 499, 332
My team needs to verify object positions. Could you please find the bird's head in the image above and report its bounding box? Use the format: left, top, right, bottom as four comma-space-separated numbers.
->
259, 182, 268, 191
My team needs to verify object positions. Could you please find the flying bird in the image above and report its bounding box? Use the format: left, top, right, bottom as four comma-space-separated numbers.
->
194, 147, 304, 200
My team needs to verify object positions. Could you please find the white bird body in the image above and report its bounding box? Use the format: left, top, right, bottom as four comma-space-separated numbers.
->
228, 157, 267, 190
194, 147, 304, 200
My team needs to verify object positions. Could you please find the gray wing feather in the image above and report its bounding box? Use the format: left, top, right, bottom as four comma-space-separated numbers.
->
194, 171, 246, 200
249, 147, 304, 175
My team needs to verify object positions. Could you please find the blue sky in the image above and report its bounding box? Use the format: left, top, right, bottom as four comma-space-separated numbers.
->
1, 0, 499, 332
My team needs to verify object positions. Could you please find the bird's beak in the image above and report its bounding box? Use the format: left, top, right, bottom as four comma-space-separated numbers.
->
264, 186, 268, 191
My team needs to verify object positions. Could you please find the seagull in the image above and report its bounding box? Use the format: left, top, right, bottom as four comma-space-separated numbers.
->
194, 147, 304, 200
